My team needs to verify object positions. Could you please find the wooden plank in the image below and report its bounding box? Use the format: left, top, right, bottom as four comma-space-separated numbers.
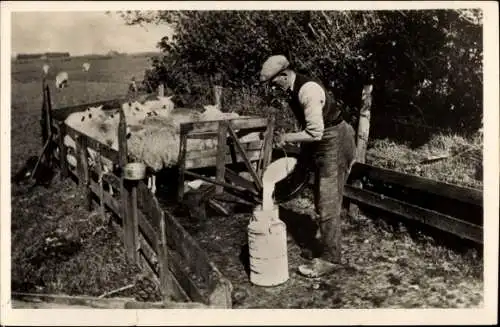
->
185, 141, 264, 160
127, 180, 140, 266
11, 292, 133, 309
89, 181, 120, 216
185, 150, 262, 169
353, 163, 483, 207
124, 300, 210, 309
88, 181, 188, 303
51, 98, 126, 122
177, 133, 188, 202
225, 168, 258, 194
136, 181, 162, 228
158, 210, 171, 303
227, 124, 262, 190
215, 121, 228, 194
118, 107, 137, 264
185, 131, 219, 139
344, 185, 483, 244
95, 147, 106, 222
180, 117, 268, 134
102, 172, 121, 191
57, 121, 69, 179
184, 170, 251, 194
163, 210, 221, 293
259, 115, 275, 179
75, 135, 92, 210
137, 214, 207, 304
65, 125, 120, 163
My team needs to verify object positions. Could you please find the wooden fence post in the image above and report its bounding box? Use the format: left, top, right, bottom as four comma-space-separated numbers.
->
41, 78, 49, 146
75, 135, 92, 211
118, 108, 139, 264
158, 212, 171, 303
214, 85, 222, 109
215, 121, 228, 194
349, 82, 373, 218
258, 115, 275, 179
57, 121, 68, 179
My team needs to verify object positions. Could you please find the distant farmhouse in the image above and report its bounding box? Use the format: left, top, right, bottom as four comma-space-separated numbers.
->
16, 52, 71, 60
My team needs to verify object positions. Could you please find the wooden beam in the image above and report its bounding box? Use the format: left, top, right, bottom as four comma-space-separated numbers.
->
227, 124, 263, 191
215, 121, 228, 194
118, 107, 138, 264
353, 162, 483, 207
177, 133, 188, 202
259, 115, 275, 179
50, 98, 127, 121
349, 83, 373, 218
344, 185, 483, 244
57, 121, 69, 179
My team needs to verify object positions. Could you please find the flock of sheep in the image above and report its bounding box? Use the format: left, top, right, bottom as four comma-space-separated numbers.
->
42, 61, 255, 195
62, 95, 242, 194
43, 62, 90, 89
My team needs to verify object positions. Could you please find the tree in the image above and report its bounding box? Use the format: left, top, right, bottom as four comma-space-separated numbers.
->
117, 9, 483, 144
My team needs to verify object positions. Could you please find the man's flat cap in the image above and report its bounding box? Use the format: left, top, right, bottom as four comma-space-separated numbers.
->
259, 55, 290, 83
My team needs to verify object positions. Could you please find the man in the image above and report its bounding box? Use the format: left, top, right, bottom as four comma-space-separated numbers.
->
259, 55, 356, 278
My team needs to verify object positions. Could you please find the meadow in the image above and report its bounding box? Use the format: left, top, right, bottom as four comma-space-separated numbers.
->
10, 54, 483, 308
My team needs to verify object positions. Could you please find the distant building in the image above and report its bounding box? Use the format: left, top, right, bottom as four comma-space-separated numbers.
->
16, 52, 71, 60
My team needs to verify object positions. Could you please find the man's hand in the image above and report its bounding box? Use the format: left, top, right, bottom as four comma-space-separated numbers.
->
273, 132, 288, 148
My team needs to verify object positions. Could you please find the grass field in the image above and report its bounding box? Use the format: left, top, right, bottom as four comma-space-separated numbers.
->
10, 54, 483, 308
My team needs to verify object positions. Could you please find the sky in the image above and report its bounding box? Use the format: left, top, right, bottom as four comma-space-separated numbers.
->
11, 11, 173, 56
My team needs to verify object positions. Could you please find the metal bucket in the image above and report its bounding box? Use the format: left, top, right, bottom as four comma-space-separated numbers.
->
273, 145, 315, 204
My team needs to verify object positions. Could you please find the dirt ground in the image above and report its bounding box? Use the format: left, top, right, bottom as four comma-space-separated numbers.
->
163, 188, 483, 309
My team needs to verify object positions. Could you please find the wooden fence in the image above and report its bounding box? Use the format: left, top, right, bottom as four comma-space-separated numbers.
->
277, 146, 483, 245
44, 84, 233, 308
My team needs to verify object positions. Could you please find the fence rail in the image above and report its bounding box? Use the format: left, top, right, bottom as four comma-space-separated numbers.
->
278, 146, 483, 245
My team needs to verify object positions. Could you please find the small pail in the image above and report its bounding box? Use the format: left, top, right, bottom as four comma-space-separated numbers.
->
247, 205, 289, 287
123, 162, 146, 180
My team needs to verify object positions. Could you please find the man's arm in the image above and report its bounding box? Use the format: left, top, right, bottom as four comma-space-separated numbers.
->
283, 82, 325, 143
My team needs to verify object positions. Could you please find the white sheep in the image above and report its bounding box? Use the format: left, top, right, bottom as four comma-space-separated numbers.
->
82, 62, 91, 72
200, 104, 239, 121
55, 71, 69, 89
42, 64, 49, 75
65, 104, 162, 194
142, 95, 175, 117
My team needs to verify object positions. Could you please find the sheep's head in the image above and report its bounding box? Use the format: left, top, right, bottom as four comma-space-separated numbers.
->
86, 105, 106, 121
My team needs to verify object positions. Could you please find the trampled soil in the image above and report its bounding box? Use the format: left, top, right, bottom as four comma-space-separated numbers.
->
162, 189, 483, 309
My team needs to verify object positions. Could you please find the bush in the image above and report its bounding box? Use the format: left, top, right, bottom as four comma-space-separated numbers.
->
117, 9, 483, 143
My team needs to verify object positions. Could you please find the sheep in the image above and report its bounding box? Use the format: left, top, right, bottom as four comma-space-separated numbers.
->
55, 71, 69, 89
200, 104, 239, 121
64, 106, 124, 195
82, 62, 90, 72
141, 95, 175, 117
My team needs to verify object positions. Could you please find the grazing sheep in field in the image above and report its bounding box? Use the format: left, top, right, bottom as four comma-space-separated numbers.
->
82, 62, 90, 72
55, 71, 69, 89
